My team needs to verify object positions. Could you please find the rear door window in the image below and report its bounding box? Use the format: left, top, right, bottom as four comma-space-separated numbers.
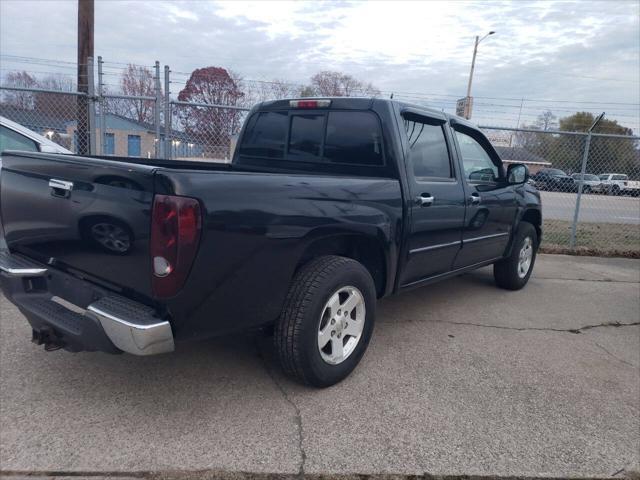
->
404, 120, 452, 179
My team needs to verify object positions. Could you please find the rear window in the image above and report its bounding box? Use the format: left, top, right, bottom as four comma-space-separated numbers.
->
613, 174, 628, 180
289, 114, 323, 158
238, 110, 384, 167
324, 111, 383, 165
238, 111, 287, 159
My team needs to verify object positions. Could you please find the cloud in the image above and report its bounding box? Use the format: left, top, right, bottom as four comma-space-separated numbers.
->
0, 0, 638, 130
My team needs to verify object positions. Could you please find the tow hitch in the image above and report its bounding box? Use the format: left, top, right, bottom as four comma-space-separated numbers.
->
32, 327, 64, 352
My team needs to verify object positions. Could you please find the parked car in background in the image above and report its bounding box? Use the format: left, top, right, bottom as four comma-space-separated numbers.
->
531, 168, 577, 192
0, 98, 542, 387
598, 173, 640, 196
570, 173, 605, 193
0, 116, 71, 164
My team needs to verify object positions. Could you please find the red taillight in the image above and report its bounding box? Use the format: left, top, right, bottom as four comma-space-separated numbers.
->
150, 194, 201, 298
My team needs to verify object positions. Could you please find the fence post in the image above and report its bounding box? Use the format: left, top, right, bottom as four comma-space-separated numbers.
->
97, 56, 106, 155
164, 65, 172, 159
154, 61, 162, 158
569, 112, 605, 249
87, 56, 97, 155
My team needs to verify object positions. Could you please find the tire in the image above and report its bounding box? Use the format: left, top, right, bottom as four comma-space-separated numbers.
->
493, 222, 538, 291
275, 255, 376, 388
611, 185, 620, 196
583, 185, 591, 194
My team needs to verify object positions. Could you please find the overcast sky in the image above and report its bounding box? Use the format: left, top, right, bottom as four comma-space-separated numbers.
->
1, 0, 638, 130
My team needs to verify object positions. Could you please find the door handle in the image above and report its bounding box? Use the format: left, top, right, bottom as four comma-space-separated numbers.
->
49, 178, 73, 198
416, 194, 435, 206
469, 193, 481, 205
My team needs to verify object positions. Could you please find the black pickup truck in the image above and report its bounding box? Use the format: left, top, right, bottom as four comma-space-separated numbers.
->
0, 98, 541, 387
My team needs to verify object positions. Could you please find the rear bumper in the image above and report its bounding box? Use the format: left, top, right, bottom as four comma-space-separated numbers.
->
0, 250, 174, 355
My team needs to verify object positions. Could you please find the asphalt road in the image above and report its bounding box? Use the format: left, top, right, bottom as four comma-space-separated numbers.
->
1, 254, 639, 479
541, 191, 640, 225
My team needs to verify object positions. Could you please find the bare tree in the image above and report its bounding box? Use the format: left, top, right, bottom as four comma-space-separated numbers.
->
307, 71, 380, 97
34, 74, 77, 119
2, 71, 37, 109
115, 64, 157, 123
535, 110, 558, 131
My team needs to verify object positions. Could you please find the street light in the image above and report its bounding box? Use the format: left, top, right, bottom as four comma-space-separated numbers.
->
464, 30, 495, 119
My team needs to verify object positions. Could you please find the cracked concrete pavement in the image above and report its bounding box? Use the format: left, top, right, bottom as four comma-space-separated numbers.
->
1, 254, 638, 478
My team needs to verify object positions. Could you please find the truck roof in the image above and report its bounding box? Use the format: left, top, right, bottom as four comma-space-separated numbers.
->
254, 97, 473, 127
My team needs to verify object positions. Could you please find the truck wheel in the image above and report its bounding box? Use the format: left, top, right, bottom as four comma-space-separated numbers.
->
275, 256, 376, 388
493, 222, 538, 291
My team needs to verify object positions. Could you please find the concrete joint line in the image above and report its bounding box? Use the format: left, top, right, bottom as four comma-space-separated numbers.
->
254, 341, 307, 478
534, 276, 640, 284
434, 320, 640, 335
594, 343, 636, 368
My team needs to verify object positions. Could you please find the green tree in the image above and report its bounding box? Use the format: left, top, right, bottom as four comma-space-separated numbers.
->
558, 112, 638, 176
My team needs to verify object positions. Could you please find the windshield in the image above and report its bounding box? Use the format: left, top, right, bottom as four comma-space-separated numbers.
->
545, 169, 566, 176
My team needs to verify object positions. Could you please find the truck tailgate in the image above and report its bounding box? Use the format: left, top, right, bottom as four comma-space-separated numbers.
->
0, 151, 156, 297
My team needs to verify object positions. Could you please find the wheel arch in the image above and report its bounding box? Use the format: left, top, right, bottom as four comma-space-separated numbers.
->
505, 208, 542, 257
296, 233, 388, 298
521, 208, 542, 245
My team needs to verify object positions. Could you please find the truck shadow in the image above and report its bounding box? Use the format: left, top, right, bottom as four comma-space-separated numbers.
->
2, 267, 504, 411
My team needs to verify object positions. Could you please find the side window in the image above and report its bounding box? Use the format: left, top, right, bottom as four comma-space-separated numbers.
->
288, 114, 323, 159
0, 126, 39, 152
455, 130, 499, 182
238, 111, 288, 159
404, 119, 452, 179
325, 111, 383, 166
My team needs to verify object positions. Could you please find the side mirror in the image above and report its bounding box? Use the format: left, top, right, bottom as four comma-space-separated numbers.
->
507, 163, 529, 185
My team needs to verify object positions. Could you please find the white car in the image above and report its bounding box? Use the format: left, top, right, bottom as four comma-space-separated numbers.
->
598, 173, 640, 196
0, 115, 72, 165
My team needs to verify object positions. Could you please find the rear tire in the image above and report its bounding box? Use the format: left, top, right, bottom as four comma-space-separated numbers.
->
275, 256, 376, 388
494, 222, 538, 291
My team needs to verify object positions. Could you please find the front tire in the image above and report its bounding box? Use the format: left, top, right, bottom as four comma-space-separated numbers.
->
494, 222, 538, 290
275, 256, 376, 388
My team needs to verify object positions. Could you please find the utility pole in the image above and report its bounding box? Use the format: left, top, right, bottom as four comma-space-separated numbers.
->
464, 36, 479, 119
77, 0, 94, 155
464, 31, 495, 119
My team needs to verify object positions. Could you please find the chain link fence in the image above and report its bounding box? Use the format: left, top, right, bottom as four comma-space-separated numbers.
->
1, 58, 638, 256
167, 101, 248, 163
482, 126, 640, 256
